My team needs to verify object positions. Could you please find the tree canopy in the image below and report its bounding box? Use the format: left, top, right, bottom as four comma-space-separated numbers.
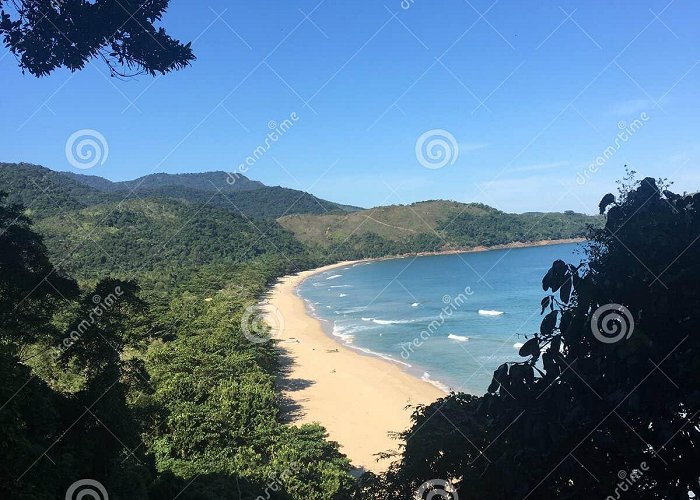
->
361, 172, 699, 499
0, 0, 194, 77
0, 193, 354, 498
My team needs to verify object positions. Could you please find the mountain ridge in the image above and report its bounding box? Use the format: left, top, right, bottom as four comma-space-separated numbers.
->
279, 200, 601, 259
62, 170, 266, 193
0, 162, 603, 266
0, 163, 361, 219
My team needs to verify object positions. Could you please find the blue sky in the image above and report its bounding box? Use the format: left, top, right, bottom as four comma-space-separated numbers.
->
2, 0, 699, 212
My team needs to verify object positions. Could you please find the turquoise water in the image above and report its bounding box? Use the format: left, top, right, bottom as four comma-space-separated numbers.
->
297, 243, 584, 394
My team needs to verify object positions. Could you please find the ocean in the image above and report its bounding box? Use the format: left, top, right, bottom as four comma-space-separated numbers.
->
297, 242, 584, 394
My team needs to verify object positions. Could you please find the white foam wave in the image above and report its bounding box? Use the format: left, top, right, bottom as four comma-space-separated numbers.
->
332, 324, 355, 343
372, 318, 415, 325
335, 306, 367, 314
333, 322, 380, 335
479, 309, 505, 316
448, 334, 469, 342
411, 302, 420, 307
421, 372, 451, 393
350, 345, 412, 367
329, 324, 412, 368
339, 293, 348, 297
329, 285, 352, 288
361, 316, 434, 325
513, 342, 524, 349
326, 274, 343, 280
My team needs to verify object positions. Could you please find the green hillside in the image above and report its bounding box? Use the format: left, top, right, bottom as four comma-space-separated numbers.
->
0, 163, 361, 220
63, 168, 361, 217
63, 170, 265, 192
280, 200, 601, 259
0, 162, 115, 217
36, 197, 304, 280
0, 163, 600, 276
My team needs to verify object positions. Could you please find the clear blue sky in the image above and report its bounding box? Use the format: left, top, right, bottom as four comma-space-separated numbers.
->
2, 0, 699, 212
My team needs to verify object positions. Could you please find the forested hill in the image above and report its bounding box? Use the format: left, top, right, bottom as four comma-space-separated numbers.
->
0, 163, 602, 270
0, 163, 361, 219
63, 168, 362, 216
280, 200, 601, 259
62, 170, 266, 192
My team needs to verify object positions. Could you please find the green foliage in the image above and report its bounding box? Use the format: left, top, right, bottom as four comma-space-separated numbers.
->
367, 174, 700, 499
63, 171, 264, 194
0, 164, 640, 500
0, 191, 79, 343
441, 210, 597, 247
0, 163, 115, 218
0, 163, 360, 221
1, 191, 353, 498
0, 0, 194, 77
146, 272, 353, 498
281, 200, 600, 260
35, 197, 305, 280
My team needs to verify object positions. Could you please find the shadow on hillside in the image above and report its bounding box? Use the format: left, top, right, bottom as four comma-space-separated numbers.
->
275, 348, 314, 422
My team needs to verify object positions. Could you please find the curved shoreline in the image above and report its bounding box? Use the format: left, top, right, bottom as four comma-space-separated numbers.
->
337, 237, 586, 264
263, 262, 442, 473
263, 238, 584, 472
263, 260, 444, 473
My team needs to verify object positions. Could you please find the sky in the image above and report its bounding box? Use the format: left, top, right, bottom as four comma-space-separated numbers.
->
2, 0, 699, 213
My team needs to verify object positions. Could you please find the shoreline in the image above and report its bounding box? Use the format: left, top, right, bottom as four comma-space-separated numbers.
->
302, 283, 458, 395
263, 238, 583, 472
340, 237, 586, 264
263, 260, 444, 473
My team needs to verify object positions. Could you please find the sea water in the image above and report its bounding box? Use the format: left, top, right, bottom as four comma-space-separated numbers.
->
298, 243, 584, 394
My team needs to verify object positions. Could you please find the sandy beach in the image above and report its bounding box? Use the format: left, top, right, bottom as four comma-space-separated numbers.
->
262, 239, 584, 472
263, 260, 444, 473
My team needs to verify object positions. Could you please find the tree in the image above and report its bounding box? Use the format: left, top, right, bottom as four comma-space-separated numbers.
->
0, 191, 78, 345
0, 194, 78, 498
0, 0, 194, 77
366, 173, 699, 499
